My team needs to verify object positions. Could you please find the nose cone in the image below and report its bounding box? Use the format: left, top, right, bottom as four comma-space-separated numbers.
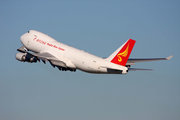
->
20, 33, 28, 46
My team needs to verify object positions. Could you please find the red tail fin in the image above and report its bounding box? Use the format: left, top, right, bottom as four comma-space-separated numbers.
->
110, 39, 136, 66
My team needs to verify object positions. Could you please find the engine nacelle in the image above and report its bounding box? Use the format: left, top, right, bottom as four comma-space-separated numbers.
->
15, 52, 37, 63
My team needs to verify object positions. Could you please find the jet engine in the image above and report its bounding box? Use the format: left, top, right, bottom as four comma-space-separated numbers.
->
15, 52, 37, 63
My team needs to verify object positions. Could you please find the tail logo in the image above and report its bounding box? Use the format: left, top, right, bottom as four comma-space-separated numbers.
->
110, 39, 136, 66
117, 44, 129, 62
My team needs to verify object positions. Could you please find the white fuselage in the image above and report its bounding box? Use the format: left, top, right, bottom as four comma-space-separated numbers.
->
20, 30, 128, 74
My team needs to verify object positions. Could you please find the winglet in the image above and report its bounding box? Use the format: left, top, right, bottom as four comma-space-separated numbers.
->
166, 55, 173, 60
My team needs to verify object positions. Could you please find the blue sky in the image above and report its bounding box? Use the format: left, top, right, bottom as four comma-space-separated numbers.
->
0, 0, 180, 120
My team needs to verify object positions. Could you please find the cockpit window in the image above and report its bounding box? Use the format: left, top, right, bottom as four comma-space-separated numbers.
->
28, 31, 30, 33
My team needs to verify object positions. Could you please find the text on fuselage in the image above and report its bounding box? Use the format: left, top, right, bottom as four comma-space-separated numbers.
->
33, 37, 65, 51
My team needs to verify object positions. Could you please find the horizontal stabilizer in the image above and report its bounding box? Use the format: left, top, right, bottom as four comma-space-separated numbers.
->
126, 55, 173, 65
128, 68, 154, 71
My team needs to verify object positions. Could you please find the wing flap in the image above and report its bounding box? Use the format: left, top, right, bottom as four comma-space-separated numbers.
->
49, 60, 67, 68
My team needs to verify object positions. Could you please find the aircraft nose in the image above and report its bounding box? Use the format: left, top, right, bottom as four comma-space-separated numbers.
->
20, 33, 28, 45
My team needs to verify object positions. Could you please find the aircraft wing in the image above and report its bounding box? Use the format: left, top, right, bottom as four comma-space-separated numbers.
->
17, 46, 67, 68
17, 46, 26, 53
126, 55, 173, 65
31, 52, 58, 61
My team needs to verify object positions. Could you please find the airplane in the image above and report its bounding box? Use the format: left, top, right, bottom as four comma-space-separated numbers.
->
15, 30, 173, 74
